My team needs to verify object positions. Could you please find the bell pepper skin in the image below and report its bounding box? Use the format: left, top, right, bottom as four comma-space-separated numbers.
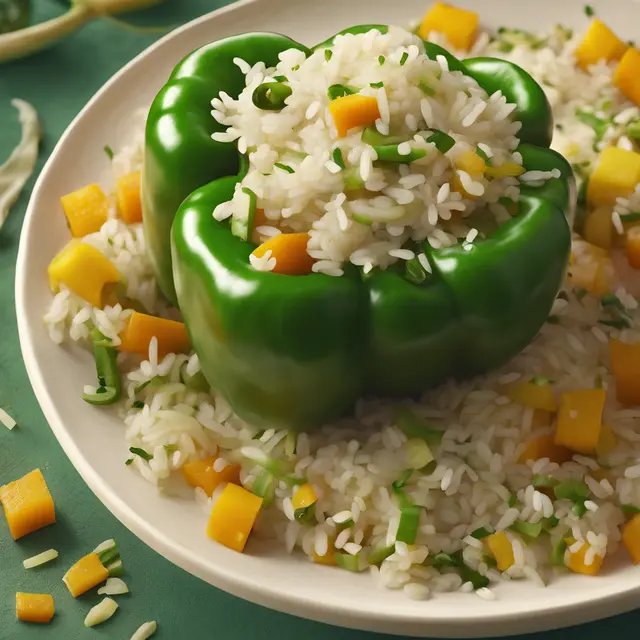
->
143, 33, 311, 305
152, 27, 573, 430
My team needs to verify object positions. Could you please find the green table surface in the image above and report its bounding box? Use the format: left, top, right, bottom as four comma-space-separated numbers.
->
0, 1, 638, 638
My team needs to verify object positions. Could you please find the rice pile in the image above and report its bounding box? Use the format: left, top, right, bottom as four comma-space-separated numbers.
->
44, 19, 640, 601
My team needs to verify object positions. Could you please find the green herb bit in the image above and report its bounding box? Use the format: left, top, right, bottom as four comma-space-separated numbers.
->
324, 49, 333, 61
404, 256, 428, 285
621, 504, 640, 515
475, 145, 492, 166
599, 318, 631, 330
327, 84, 358, 100
628, 121, 640, 140
125, 458, 133, 466
131, 401, 144, 409
164, 444, 178, 455
510, 519, 543, 539
600, 294, 626, 312
368, 544, 395, 566
129, 446, 153, 461
399, 52, 409, 66
274, 162, 294, 173
531, 375, 552, 386
370, 81, 384, 89
620, 212, 640, 223
551, 539, 568, 566
335, 551, 365, 572
273, 75, 288, 82
104, 145, 114, 160
392, 469, 414, 491
576, 108, 610, 142
394, 407, 444, 446
532, 474, 558, 489
543, 515, 560, 530
425, 129, 455, 154
470, 527, 492, 539
584, 4, 595, 17
508, 493, 518, 508
419, 80, 435, 96
294, 504, 316, 524
251, 470, 276, 507
554, 479, 589, 502
460, 565, 490, 590
332, 148, 345, 169
252, 82, 292, 111
378, 55, 385, 65
396, 505, 420, 544
431, 552, 460, 568
572, 501, 588, 518
574, 287, 587, 301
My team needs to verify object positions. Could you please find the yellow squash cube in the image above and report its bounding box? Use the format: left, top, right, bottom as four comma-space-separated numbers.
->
16, 593, 55, 624
587, 147, 640, 208
181, 456, 240, 497
63, 553, 109, 597
555, 389, 606, 454
614, 47, 640, 107
0, 469, 56, 540
418, 2, 479, 51
574, 19, 628, 70
61, 184, 109, 237
609, 338, 640, 406
583, 205, 614, 250
568, 542, 603, 576
508, 380, 557, 412
48, 240, 120, 308
622, 514, 640, 563
486, 531, 514, 571
116, 171, 143, 224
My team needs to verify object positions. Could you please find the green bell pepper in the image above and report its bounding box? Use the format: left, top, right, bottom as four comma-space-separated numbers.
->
144, 25, 574, 431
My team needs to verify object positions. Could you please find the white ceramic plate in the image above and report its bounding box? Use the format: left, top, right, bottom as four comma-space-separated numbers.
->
16, 0, 640, 636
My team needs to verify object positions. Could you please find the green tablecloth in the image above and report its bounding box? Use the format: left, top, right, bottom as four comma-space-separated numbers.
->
0, 1, 637, 637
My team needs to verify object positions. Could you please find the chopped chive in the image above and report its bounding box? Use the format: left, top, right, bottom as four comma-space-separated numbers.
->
294, 504, 316, 524
251, 470, 275, 507
394, 407, 444, 446
399, 52, 409, 66
622, 504, 640, 515
599, 318, 631, 329
620, 212, 640, 223
370, 81, 384, 88
554, 479, 589, 502
125, 458, 133, 466
324, 49, 333, 61
396, 505, 420, 544
508, 493, 517, 508
252, 82, 292, 111
369, 544, 395, 565
164, 444, 178, 455
543, 515, 560, 530
584, 4, 594, 17
418, 80, 435, 96
274, 162, 294, 173
431, 552, 459, 568
425, 129, 455, 154
332, 148, 345, 169
532, 474, 558, 489
131, 401, 144, 409
510, 519, 543, 538
475, 145, 492, 166
129, 447, 153, 461
551, 539, 567, 566
335, 551, 365, 572
378, 55, 385, 65
273, 75, 287, 82
600, 294, 626, 312
470, 527, 492, 539
531, 375, 552, 386
627, 121, 640, 140
461, 565, 489, 590
327, 84, 358, 100
575, 108, 609, 141
104, 145, 114, 160
572, 501, 588, 518
392, 469, 414, 491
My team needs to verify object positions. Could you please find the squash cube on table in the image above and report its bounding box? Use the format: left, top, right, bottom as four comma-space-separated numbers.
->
16, 593, 55, 624
0, 469, 56, 540
63, 552, 109, 597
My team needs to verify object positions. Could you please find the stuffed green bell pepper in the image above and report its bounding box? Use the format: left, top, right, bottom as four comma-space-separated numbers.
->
143, 25, 574, 431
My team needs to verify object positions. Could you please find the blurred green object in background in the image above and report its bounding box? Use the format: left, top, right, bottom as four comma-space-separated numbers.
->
0, 0, 29, 34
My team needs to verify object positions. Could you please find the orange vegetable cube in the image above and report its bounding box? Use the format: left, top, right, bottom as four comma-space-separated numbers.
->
568, 542, 604, 576
48, 240, 121, 308
555, 389, 606, 454
182, 456, 241, 497
574, 19, 628, 70
206, 483, 263, 553
329, 95, 380, 138
583, 205, 614, 251
251, 233, 315, 276
119, 311, 191, 359
313, 543, 337, 566
486, 531, 514, 571
622, 514, 640, 563
508, 380, 557, 412
418, 2, 479, 51
61, 184, 110, 237
116, 171, 142, 224
16, 593, 54, 624
614, 47, 640, 107
587, 147, 640, 208
518, 433, 572, 465
292, 483, 318, 511
62, 553, 109, 597
626, 227, 640, 270
610, 338, 640, 405
0, 469, 56, 540
566, 260, 612, 297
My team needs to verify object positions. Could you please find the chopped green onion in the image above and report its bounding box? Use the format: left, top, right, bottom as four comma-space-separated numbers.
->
252, 82, 292, 111
620, 212, 640, 223
23, 549, 59, 569
599, 318, 631, 330
622, 504, 640, 515
361, 127, 407, 146
85, 597, 119, 628
273, 75, 287, 82
475, 145, 492, 166
508, 493, 518, 508
332, 148, 345, 169
251, 470, 275, 507
284, 430, 297, 458
396, 505, 420, 544
554, 479, 589, 502
418, 80, 435, 96
601, 294, 626, 312
163, 444, 177, 456
572, 501, 588, 518
83, 328, 121, 406
378, 55, 385, 65
392, 469, 414, 491
532, 474, 558, 489
627, 121, 640, 140
426, 129, 455, 154
125, 458, 133, 466
104, 558, 124, 577
400, 52, 409, 65
368, 544, 395, 565
324, 49, 332, 61
327, 84, 358, 100
294, 504, 316, 524
404, 256, 429, 285
370, 81, 384, 88
405, 437, 434, 469
274, 162, 294, 173
460, 565, 489, 590
584, 5, 595, 17
431, 552, 459, 568
576, 108, 610, 141
543, 515, 560, 530
373, 144, 427, 163
510, 519, 543, 539
334, 551, 365, 572
132, 401, 144, 409
551, 539, 568, 566
104, 145, 114, 160
231, 186, 258, 241
129, 447, 153, 462
94, 539, 119, 565
470, 527, 492, 539
394, 407, 444, 446
531, 375, 552, 386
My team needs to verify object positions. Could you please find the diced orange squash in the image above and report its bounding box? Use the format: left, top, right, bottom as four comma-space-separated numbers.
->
48, 240, 121, 308
455, 150, 486, 176
206, 483, 263, 553
626, 227, 640, 270
574, 19, 628, 70
568, 542, 604, 576
587, 147, 640, 208
118, 311, 191, 359
583, 205, 614, 251
485, 162, 525, 179
313, 543, 337, 566
292, 483, 318, 511
181, 456, 241, 497
609, 338, 640, 405
115, 171, 142, 224
518, 434, 573, 465
595, 424, 618, 456
622, 514, 640, 563
566, 260, 612, 296
486, 531, 514, 571
0, 469, 56, 540
329, 95, 380, 138
614, 47, 640, 107
62, 553, 109, 597
418, 2, 479, 51
508, 380, 557, 412
555, 389, 606, 454
16, 593, 54, 624
251, 233, 315, 276
61, 184, 110, 237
